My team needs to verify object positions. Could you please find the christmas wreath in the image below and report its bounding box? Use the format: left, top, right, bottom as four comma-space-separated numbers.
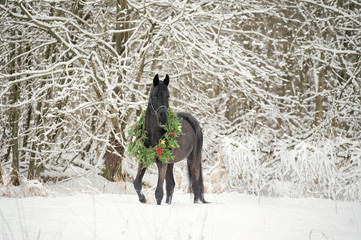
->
127, 108, 183, 168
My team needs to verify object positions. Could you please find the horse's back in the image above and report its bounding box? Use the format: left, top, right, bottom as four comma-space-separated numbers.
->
170, 112, 202, 163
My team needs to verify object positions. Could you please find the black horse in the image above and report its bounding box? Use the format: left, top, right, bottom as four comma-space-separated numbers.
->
133, 74, 207, 205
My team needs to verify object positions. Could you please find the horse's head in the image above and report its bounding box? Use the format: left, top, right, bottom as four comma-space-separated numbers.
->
149, 74, 170, 128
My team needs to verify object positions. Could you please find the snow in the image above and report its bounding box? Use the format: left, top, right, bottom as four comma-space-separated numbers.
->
1, 192, 360, 240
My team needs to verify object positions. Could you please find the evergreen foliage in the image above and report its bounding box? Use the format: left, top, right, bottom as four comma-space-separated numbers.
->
127, 108, 183, 168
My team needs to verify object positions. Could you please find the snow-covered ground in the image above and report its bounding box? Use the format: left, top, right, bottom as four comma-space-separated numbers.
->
1, 192, 360, 240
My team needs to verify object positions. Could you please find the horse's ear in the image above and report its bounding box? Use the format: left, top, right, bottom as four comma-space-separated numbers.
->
153, 74, 159, 86
164, 74, 169, 86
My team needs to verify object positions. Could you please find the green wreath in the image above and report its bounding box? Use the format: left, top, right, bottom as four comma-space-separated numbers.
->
126, 108, 183, 168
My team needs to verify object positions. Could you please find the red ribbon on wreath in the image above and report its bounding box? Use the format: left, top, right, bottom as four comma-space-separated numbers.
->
156, 146, 164, 157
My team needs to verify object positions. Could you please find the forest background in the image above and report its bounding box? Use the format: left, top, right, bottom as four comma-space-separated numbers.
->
0, 0, 360, 201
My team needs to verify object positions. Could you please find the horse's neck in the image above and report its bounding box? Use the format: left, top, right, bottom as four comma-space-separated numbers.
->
145, 107, 164, 147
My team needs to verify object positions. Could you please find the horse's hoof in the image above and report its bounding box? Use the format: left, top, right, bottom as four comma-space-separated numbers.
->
139, 194, 146, 203
194, 198, 210, 204
166, 195, 172, 204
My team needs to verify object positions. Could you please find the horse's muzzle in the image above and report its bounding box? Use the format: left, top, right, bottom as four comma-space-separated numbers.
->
158, 109, 168, 128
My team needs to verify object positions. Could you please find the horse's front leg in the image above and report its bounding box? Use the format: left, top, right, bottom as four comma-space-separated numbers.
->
155, 161, 168, 205
166, 163, 175, 204
134, 163, 147, 203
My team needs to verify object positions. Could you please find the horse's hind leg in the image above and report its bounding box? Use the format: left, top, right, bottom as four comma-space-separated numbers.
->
134, 163, 147, 203
166, 164, 175, 204
187, 157, 207, 204
188, 160, 201, 203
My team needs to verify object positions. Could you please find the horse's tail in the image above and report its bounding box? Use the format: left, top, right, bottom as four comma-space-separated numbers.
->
187, 162, 193, 195
198, 161, 207, 202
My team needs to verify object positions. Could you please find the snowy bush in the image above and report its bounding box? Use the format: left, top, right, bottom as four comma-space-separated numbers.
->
0, 168, 52, 198
221, 134, 361, 201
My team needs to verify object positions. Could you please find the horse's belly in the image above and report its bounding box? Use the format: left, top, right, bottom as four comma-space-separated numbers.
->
168, 118, 196, 163
170, 146, 192, 163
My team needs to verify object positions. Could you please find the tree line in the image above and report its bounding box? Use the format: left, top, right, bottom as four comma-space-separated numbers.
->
1, 0, 360, 190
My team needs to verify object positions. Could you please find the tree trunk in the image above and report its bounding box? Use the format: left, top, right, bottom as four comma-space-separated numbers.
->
9, 78, 21, 185
0, 162, 4, 184
315, 54, 325, 126
27, 4, 56, 180
102, 0, 131, 181
10, 102, 20, 186
8, 22, 21, 186
28, 100, 43, 180
113, 0, 129, 56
